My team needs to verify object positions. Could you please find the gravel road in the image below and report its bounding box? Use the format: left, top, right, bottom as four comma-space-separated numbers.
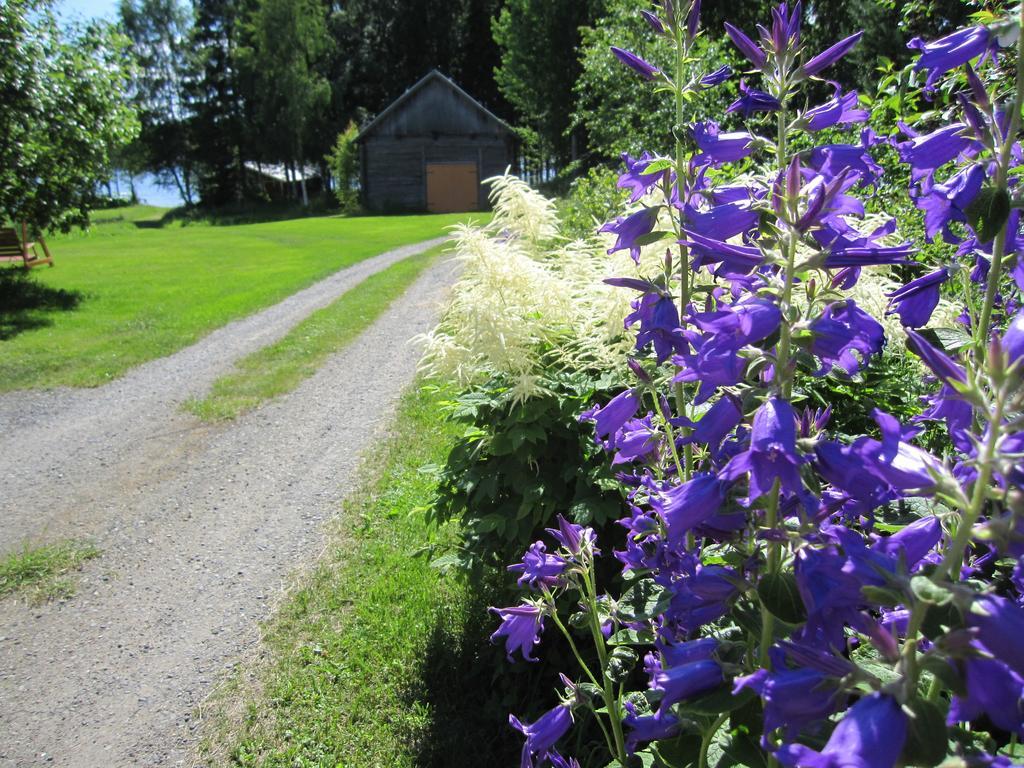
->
0, 238, 453, 767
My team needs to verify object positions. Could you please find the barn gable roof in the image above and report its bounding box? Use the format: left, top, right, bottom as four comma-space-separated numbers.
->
356, 69, 513, 142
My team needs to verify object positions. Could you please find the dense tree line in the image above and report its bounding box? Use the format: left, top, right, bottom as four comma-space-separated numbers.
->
113, 0, 974, 207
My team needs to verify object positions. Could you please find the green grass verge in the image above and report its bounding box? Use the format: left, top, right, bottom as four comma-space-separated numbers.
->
185, 244, 445, 421
1, 207, 478, 392
199, 384, 528, 768
0, 540, 100, 603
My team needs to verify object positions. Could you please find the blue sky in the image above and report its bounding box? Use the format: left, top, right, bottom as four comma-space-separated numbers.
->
56, 0, 119, 22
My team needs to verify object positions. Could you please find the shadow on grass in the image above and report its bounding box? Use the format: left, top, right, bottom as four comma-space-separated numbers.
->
133, 197, 349, 229
407, 576, 610, 768
0, 269, 83, 340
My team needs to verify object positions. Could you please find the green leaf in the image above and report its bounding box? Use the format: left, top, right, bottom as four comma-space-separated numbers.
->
617, 579, 673, 622
606, 646, 638, 683
757, 572, 807, 624
901, 698, 948, 768
650, 735, 702, 768
910, 575, 953, 606
965, 186, 1011, 244
608, 628, 656, 646
682, 686, 755, 716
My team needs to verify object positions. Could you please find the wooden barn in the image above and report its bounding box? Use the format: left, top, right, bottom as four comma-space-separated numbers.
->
356, 70, 516, 213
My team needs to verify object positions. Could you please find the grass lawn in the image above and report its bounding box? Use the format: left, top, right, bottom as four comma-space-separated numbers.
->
0, 540, 100, 603
185, 243, 446, 421
0, 207, 476, 392
200, 383, 533, 768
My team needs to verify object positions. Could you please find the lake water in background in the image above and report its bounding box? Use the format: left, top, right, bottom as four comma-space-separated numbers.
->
108, 172, 186, 209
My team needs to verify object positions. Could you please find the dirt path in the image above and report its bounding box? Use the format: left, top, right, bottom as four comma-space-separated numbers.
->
0, 242, 454, 767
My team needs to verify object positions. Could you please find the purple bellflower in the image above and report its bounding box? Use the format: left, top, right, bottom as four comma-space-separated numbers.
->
734, 666, 845, 740
897, 123, 982, 183
949, 656, 1024, 737
508, 542, 567, 590
509, 703, 574, 768
909, 26, 998, 90
657, 473, 728, 547
808, 301, 885, 376
490, 604, 545, 662
775, 693, 907, 768
692, 121, 755, 167
601, 207, 660, 263
968, 594, 1024, 679
623, 703, 679, 754
700, 65, 733, 88
618, 153, 665, 203
914, 164, 984, 242
728, 80, 782, 117
681, 230, 764, 276
611, 46, 660, 80
584, 388, 641, 446
1004, 310, 1024, 366
886, 267, 951, 328
802, 88, 868, 132
653, 658, 723, 713
721, 398, 804, 501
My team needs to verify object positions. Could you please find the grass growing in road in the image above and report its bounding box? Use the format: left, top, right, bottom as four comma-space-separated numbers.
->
0, 540, 100, 603
199, 384, 529, 768
0, 207, 475, 392
185, 244, 445, 421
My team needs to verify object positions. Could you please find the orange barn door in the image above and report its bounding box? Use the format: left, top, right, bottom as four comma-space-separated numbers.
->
426, 163, 479, 213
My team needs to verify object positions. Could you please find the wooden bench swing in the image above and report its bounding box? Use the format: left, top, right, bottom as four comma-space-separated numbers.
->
0, 222, 53, 269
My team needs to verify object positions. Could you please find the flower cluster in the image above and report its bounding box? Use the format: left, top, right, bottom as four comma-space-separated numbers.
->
491, 2, 1024, 767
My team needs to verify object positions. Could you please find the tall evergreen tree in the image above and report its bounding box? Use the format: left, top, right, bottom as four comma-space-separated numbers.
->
188, 0, 248, 205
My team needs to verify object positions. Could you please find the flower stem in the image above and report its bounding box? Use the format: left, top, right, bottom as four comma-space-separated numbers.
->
699, 712, 731, 768
652, 389, 686, 480
582, 560, 628, 766
974, 0, 1024, 355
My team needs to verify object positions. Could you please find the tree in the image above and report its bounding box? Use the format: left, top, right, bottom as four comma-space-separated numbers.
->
118, 0, 197, 205
493, 0, 607, 173
188, 0, 249, 206
239, 0, 331, 206
325, 122, 359, 212
0, 0, 139, 233
572, 0, 737, 165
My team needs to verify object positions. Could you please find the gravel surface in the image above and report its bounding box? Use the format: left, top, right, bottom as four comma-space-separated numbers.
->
0, 240, 454, 767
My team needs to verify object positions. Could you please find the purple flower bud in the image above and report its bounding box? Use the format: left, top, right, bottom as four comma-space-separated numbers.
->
545, 514, 597, 557
640, 10, 665, 35
909, 26, 997, 90
724, 22, 767, 68
611, 46, 660, 80
800, 31, 864, 78
699, 64, 732, 88
872, 516, 942, 567
489, 604, 545, 661
886, 267, 951, 328
509, 703, 573, 767
685, 0, 701, 41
